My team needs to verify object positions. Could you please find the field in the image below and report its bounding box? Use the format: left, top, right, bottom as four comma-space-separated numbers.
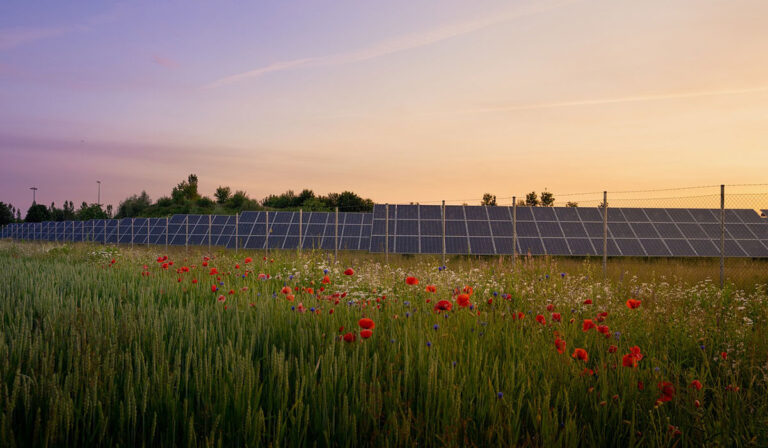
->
0, 241, 766, 447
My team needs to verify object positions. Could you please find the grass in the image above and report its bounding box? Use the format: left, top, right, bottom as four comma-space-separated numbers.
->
0, 241, 766, 447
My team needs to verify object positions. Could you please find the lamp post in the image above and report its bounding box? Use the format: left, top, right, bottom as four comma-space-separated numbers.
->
96, 181, 101, 206
30, 187, 38, 204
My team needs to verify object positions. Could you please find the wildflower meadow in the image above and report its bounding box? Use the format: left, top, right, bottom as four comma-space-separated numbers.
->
0, 241, 766, 447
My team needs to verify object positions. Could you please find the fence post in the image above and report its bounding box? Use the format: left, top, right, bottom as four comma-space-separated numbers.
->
165, 217, 168, 252
334, 207, 339, 263
299, 209, 303, 255
385, 204, 389, 264
720, 184, 725, 289
82, 221, 84, 243
441, 200, 446, 267
147, 218, 150, 247
131, 218, 134, 249
185, 215, 189, 253
208, 215, 211, 252
103, 220, 106, 245
235, 213, 239, 254
265, 211, 269, 258
117, 219, 120, 246
602, 191, 608, 281
512, 196, 518, 263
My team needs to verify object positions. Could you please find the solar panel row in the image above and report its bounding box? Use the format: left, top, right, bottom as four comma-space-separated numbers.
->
4, 206, 767, 257
370, 205, 768, 257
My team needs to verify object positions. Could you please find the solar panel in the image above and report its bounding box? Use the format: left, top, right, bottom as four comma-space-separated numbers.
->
621, 208, 650, 222
644, 208, 673, 222
537, 221, 564, 238
554, 207, 579, 221
667, 209, 695, 222
608, 222, 635, 238
542, 238, 569, 255
515, 221, 539, 237
663, 239, 696, 256
566, 238, 597, 255
469, 237, 495, 255
639, 238, 671, 256
688, 239, 719, 257
653, 223, 684, 239
630, 222, 660, 238
607, 208, 627, 223
467, 220, 491, 237
736, 239, 768, 257
576, 208, 602, 222
518, 237, 544, 255
532, 207, 557, 221
676, 223, 707, 239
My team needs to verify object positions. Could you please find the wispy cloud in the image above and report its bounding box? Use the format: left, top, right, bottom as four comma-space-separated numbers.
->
152, 55, 179, 69
465, 86, 768, 113
206, 0, 576, 88
0, 4, 125, 51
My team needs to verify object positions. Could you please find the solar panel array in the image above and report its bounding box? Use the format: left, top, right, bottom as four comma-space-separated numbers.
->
369, 205, 768, 257
3, 206, 767, 257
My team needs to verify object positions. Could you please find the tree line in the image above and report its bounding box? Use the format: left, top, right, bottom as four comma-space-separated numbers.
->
480, 191, 579, 207
0, 174, 375, 225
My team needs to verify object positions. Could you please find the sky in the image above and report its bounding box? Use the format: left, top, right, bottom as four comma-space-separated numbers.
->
1, 0, 768, 212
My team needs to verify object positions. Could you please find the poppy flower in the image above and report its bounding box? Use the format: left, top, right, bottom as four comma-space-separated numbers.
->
555, 338, 566, 354
434, 300, 452, 312
626, 299, 641, 309
462, 286, 474, 295
582, 319, 596, 332
209, 268, 218, 275
629, 346, 643, 361
596, 311, 608, 322
344, 268, 354, 276
536, 314, 546, 325
405, 276, 419, 285
192, 279, 198, 284
343, 332, 356, 343
281, 286, 292, 295
358, 318, 375, 329
286, 294, 295, 302
622, 353, 638, 368
228, 289, 235, 295
202, 261, 208, 267
583, 299, 593, 305
691, 380, 702, 390
425, 285, 437, 293
457, 294, 471, 308
552, 312, 561, 322
217, 295, 226, 303
235, 264, 240, 269
360, 329, 373, 339
720, 351, 727, 360
608, 345, 618, 353
657, 382, 675, 402
597, 325, 611, 337
244, 257, 252, 264
546, 304, 555, 312
211, 285, 217, 292
572, 348, 588, 362
321, 275, 331, 284
637, 381, 644, 391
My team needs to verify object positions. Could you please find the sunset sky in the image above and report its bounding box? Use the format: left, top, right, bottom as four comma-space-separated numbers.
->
2, 0, 767, 212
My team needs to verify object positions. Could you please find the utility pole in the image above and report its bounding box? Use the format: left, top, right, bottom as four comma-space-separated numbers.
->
96, 180, 101, 206
30, 187, 38, 204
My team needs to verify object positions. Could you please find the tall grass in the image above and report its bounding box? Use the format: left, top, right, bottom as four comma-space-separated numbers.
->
0, 241, 766, 447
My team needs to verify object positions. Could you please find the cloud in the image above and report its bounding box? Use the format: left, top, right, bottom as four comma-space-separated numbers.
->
206, 0, 577, 88
465, 86, 768, 114
0, 4, 125, 51
152, 55, 179, 68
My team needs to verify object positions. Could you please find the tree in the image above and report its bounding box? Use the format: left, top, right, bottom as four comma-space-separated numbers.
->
116, 191, 152, 218
525, 191, 539, 207
565, 201, 579, 207
25, 204, 51, 222
481, 193, 497, 206
227, 190, 249, 209
0, 202, 14, 226
214, 186, 231, 204
171, 174, 200, 203
334, 191, 374, 212
75, 202, 109, 220
540, 191, 555, 207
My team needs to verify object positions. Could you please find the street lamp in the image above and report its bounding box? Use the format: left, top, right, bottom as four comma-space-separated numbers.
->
96, 180, 101, 206
30, 187, 38, 204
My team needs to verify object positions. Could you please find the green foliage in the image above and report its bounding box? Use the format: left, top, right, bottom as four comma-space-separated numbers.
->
566, 201, 579, 207
540, 190, 555, 207
525, 191, 539, 207
24, 203, 51, 222
0, 243, 766, 446
481, 193, 497, 206
261, 189, 373, 212
0, 202, 14, 225
214, 186, 231, 204
75, 202, 110, 220
116, 191, 152, 218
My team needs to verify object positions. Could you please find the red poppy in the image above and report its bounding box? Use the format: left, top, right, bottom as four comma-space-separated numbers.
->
690, 380, 702, 390
597, 325, 611, 337
405, 276, 419, 285
546, 304, 555, 312
211, 285, 217, 292
626, 299, 641, 309
637, 381, 644, 391
608, 345, 618, 353
572, 348, 588, 362
244, 257, 252, 264
720, 351, 727, 360
202, 261, 208, 267
344, 268, 354, 276
281, 286, 291, 295
657, 382, 675, 402
622, 353, 638, 368
596, 311, 608, 322
360, 329, 373, 339
217, 295, 226, 303
551, 312, 561, 322
583, 299, 593, 305
306, 288, 314, 295
629, 346, 643, 361
555, 338, 566, 354
425, 285, 437, 293
209, 268, 218, 275
321, 275, 331, 284
457, 294, 471, 308
228, 289, 235, 295
358, 318, 375, 329
343, 332, 356, 343
286, 294, 295, 302
582, 319, 596, 332
462, 285, 474, 295
192, 279, 198, 284
434, 300, 452, 312
536, 314, 546, 325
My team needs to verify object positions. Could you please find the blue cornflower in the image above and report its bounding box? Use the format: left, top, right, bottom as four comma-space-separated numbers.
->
452, 361, 457, 367
291, 306, 295, 311
497, 392, 503, 399
614, 332, 621, 341
323, 269, 328, 274
433, 324, 439, 330
561, 272, 566, 278
219, 281, 224, 285
426, 341, 432, 348
310, 307, 315, 312
493, 291, 498, 296
405, 312, 410, 318
289, 275, 293, 280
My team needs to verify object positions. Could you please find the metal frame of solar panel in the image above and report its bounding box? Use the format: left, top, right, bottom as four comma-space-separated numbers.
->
237, 211, 371, 251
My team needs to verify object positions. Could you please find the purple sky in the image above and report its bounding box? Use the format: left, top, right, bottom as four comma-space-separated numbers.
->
2, 0, 768, 213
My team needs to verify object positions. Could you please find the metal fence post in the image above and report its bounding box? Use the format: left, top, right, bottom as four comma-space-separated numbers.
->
385, 204, 389, 264
147, 218, 150, 247
165, 217, 168, 252
512, 196, 518, 262
208, 214, 211, 252
103, 220, 106, 245
185, 215, 189, 253
334, 207, 339, 262
131, 218, 134, 249
602, 191, 608, 281
265, 211, 269, 257
235, 213, 239, 253
299, 209, 303, 255
720, 184, 725, 289
441, 200, 446, 266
